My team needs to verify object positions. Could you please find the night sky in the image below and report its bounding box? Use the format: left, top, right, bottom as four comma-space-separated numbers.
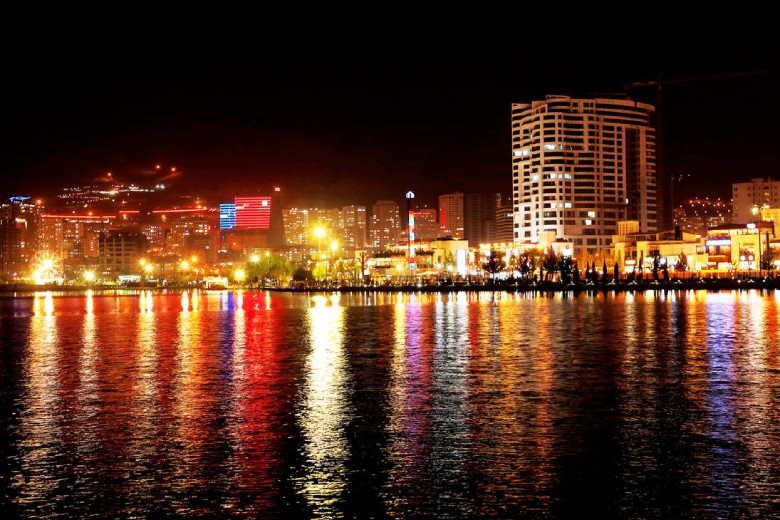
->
3, 36, 777, 211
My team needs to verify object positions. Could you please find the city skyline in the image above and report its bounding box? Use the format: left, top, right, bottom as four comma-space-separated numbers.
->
3, 42, 777, 210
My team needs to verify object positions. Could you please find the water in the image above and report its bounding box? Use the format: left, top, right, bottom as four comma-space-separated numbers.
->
1, 288, 779, 519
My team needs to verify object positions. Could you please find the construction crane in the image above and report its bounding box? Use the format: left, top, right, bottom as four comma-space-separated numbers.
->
624, 69, 768, 231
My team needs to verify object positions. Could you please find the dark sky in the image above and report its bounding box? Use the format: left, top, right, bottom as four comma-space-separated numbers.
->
3, 36, 778, 210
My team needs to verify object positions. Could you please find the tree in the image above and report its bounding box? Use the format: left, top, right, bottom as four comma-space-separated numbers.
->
312, 263, 328, 284
674, 251, 689, 274
613, 261, 620, 283
572, 262, 580, 284
601, 258, 608, 283
541, 247, 559, 281
292, 266, 313, 282
761, 234, 774, 272
481, 250, 506, 279
252, 253, 292, 286
518, 250, 540, 280
560, 255, 574, 284
651, 251, 661, 281
638, 251, 645, 281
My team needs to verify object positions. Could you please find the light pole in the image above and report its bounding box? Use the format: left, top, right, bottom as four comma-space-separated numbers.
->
314, 227, 325, 257
406, 190, 415, 282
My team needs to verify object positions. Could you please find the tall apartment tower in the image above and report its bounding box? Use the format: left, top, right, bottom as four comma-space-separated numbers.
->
410, 207, 438, 242
439, 192, 464, 239
341, 205, 367, 250
1, 197, 43, 279
493, 197, 514, 244
370, 200, 401, 250
732, 177, 780, 223
511, 95, 657, 258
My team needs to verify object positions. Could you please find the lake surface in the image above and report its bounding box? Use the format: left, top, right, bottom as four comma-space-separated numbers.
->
1, 288, 779, 519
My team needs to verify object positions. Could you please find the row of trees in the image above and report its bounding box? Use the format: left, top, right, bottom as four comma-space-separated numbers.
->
220, 241, 777, 288
480, 247, 711, 284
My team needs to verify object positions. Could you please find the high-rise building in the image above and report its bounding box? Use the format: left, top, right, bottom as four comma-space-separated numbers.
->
493, 198, 514, 244
0, 197, 43, 279
439, 192, 464, 239
511, 94, 657, 259
40, 212, 115, 262
732, 177, 780, 224
370, 200, 401, 250
146, 207, 216, 260
98, 227, 149, 276
282, 208, 310, 246
341, 205, 367, 250
410, 207, 438, 243
464, 193, 500, 246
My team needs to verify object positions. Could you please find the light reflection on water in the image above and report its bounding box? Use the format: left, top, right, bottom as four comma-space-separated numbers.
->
1, 288, 779, 518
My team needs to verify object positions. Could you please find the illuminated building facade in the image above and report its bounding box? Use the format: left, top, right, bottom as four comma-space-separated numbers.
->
219, 203, 236, 230
0, 197, 43, 279
147, 208, 215, 261
370, 200, 401, 250
341, 205, 367, 249
220, 190, 285, 254
410, 207, 438, 243
40, 213, 115, 265
493, 199, 514, 244
282, 208, 310, 246
235, 196, 272, 230
439, 192, 464, 239
98, 227, 150, 276
512, 95, 657, 259
705, 222, 775, 271
732, 177, 780, 224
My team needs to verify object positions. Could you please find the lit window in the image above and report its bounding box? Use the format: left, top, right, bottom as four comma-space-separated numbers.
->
543, 144, 555, 151
584, 219, 593, 225
587, 211, 596, 218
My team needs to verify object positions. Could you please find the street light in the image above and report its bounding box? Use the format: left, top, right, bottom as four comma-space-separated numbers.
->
406, 190, 416, 279
314, 227, 325, 255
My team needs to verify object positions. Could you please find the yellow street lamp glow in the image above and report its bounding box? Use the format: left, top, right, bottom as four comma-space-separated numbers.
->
145, 264, 153, 273
234, 269, 246, 282
331, 241, 338, 252
84, 270, 95, 281
181, 261, 189, 270
314, 227, 325, 253
251, 254, 260, 263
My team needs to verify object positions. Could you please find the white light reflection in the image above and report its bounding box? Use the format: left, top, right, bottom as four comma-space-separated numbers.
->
14, 292, 62, 511
33, 291, 55, 316
384, 288, 434, 515
128, 295, 160, 506
74, 292, 100, 482
296, 293, 351, 516
430, 289, 473, 504
85, 289, 93, 314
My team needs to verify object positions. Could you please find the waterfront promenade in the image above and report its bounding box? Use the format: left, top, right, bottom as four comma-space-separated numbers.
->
3, 275, 780, 295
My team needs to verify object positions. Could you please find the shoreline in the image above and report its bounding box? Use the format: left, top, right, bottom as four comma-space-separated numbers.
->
2, 277, 779, 296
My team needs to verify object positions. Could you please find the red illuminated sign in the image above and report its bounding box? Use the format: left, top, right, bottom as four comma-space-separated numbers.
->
235, 197, 271, 230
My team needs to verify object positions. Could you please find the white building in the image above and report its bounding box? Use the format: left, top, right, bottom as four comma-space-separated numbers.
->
511, 94, 657, 259
732, 177, 780, 224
